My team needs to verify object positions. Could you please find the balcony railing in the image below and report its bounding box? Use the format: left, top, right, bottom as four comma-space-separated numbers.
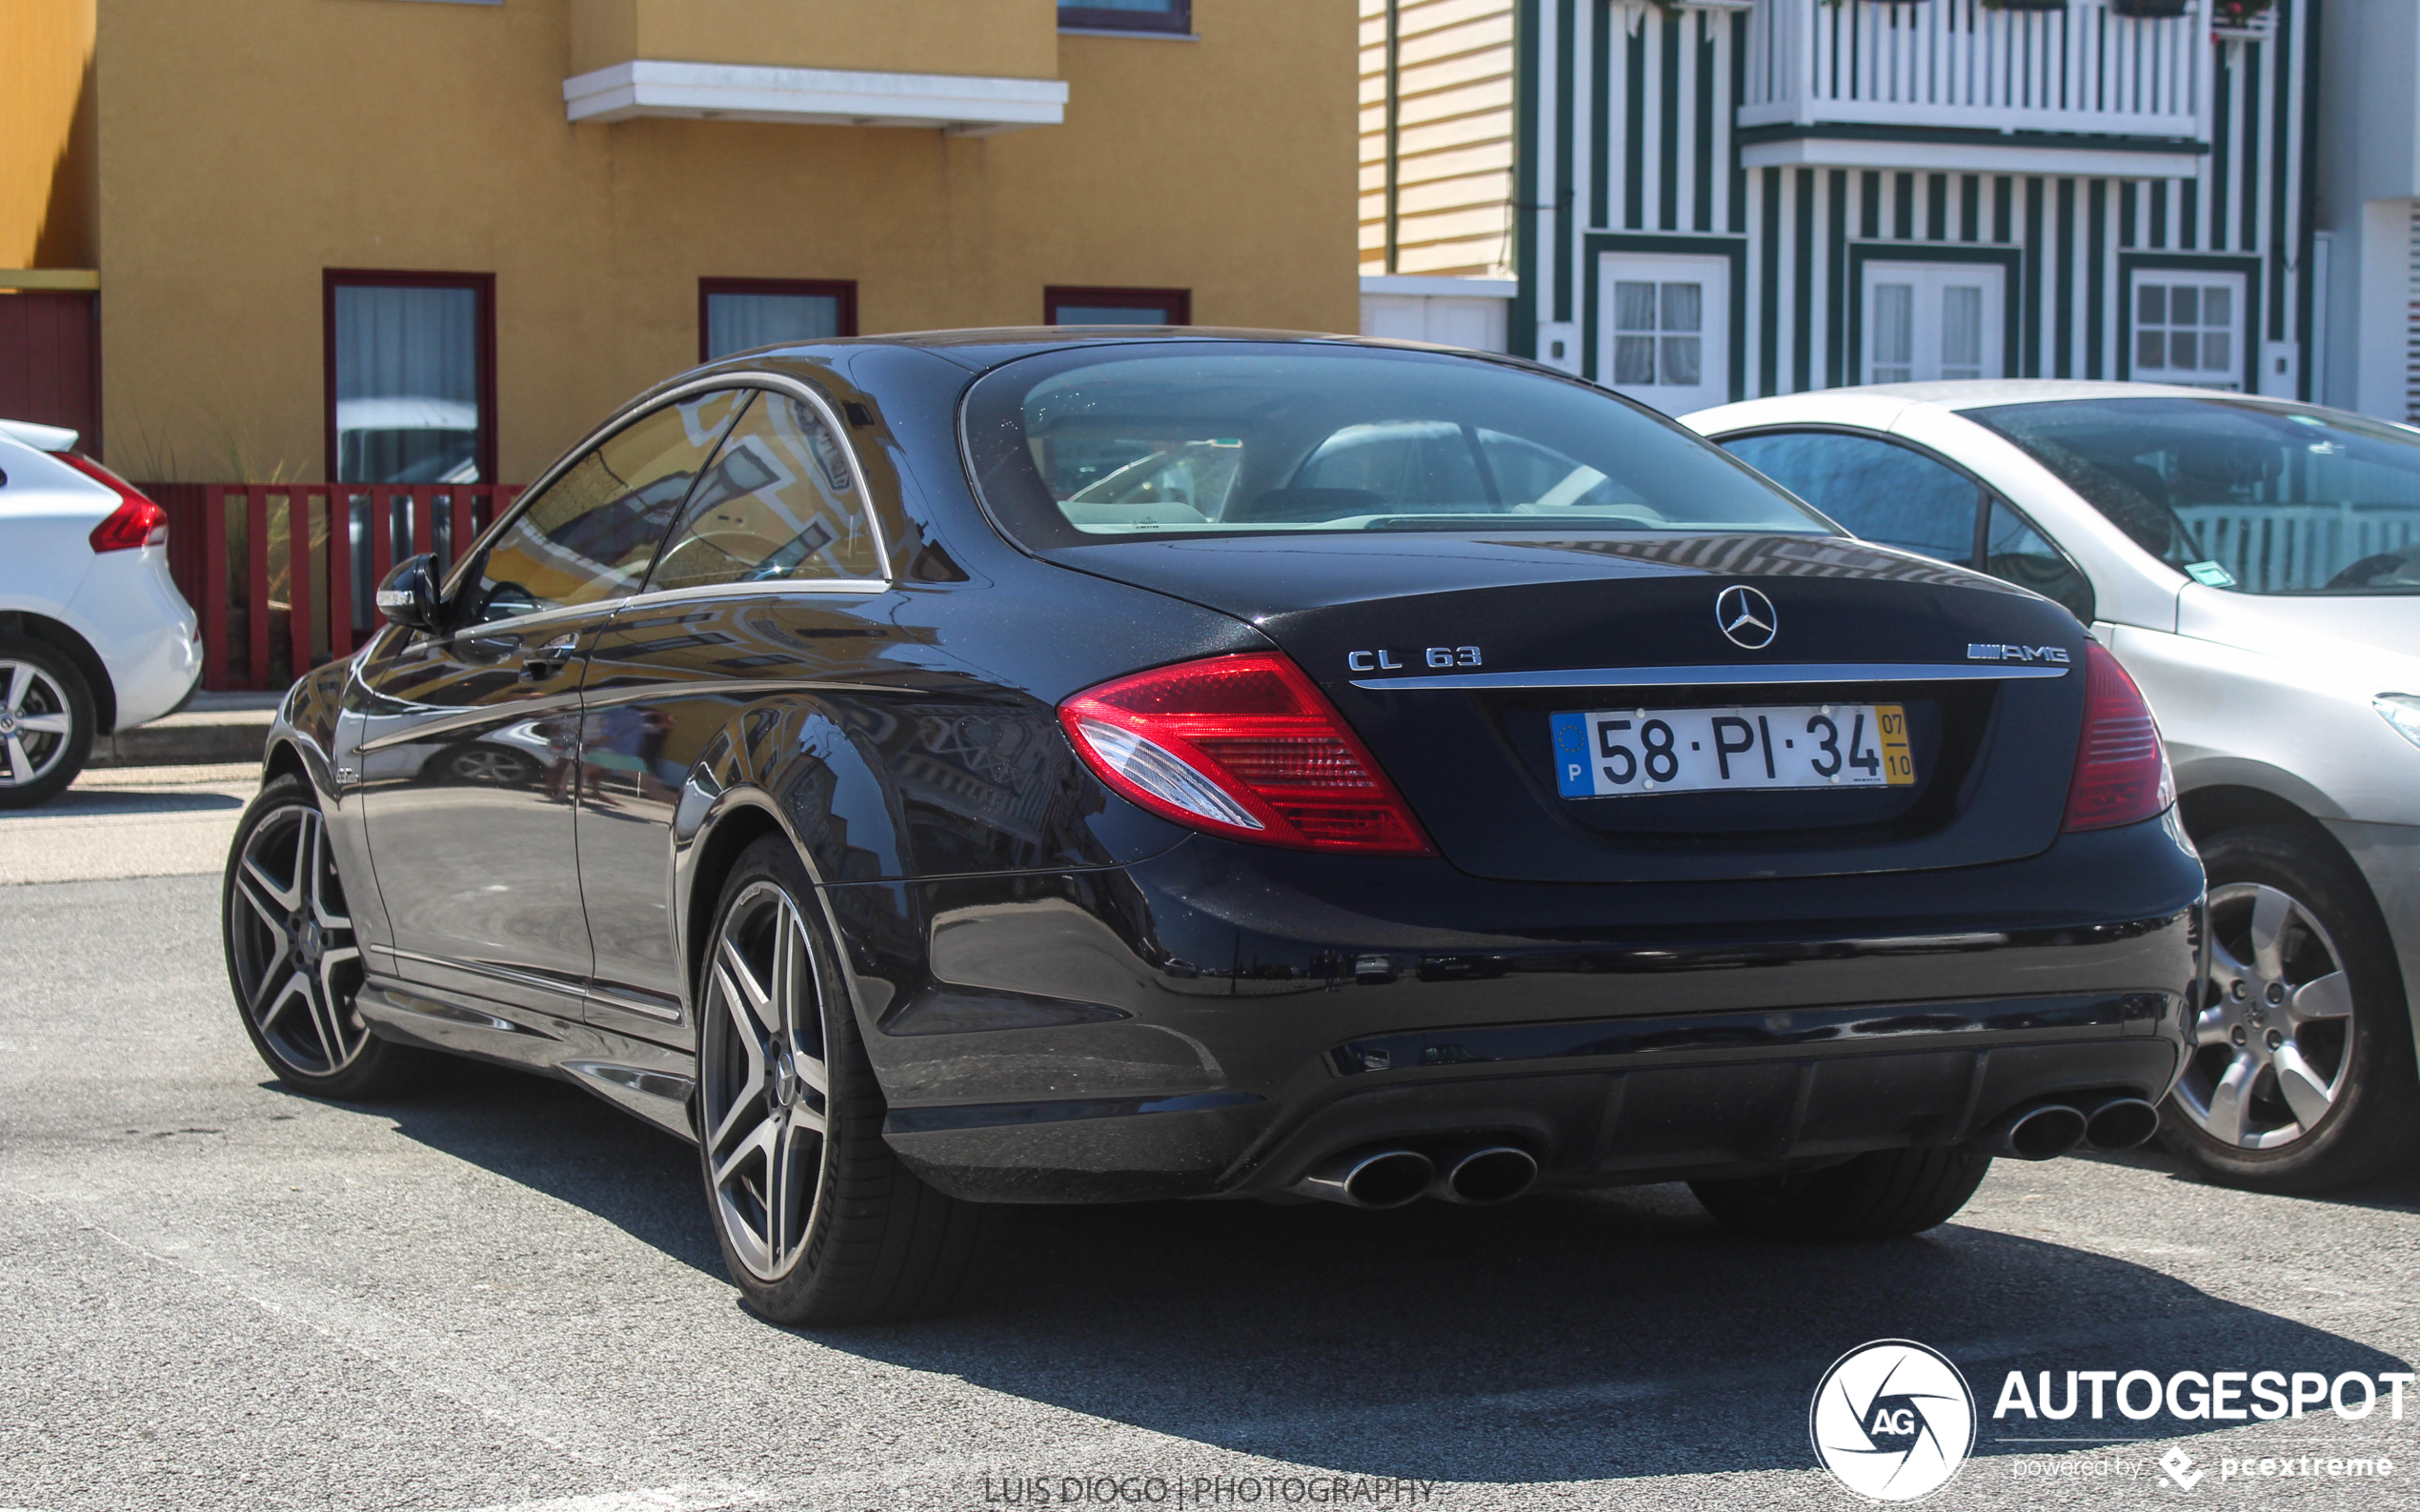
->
150, 482, 520, 692
1742, 0, 2208, 140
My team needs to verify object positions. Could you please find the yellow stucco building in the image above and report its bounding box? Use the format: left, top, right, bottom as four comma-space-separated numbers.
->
1, 0, 1358, 484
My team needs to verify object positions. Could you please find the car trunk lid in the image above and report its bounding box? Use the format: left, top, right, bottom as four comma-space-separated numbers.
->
1043, 533, 2090, 883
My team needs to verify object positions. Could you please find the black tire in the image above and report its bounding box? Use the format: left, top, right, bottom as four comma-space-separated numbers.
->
696, 834, 996, 1324
0, 634, 94, 809
223, 773, 429, 1099
2157, 824, 2420, 1192
1689, 1147, 1992, 1241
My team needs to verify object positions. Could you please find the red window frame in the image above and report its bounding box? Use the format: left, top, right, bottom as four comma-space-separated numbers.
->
1043, 286, 1193, 326
1059, 1, 1192, 32
322, 269, 497, 485
697, 277, 860, 363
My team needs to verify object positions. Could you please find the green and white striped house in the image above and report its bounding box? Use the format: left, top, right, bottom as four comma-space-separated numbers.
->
1479, 0, 2318, 412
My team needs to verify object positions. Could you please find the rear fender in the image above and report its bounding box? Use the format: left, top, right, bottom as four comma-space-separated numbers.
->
671, 699, 918, 1050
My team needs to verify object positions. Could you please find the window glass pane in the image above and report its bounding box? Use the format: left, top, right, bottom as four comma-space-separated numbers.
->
1055, 306, 1170, 326
1660, 282, 1702, 333
2170, 287, 2199, 326
1872, 284, 1914, 368
1722, 431, 1978, 564
2138, 286, 2166, 324
651, 392, 883, 592
471, 391, 747, 621
1985, 500, 2095, 621
333, 283, 481, 484
1660, 335, 1701, 387
2202, 332, 2230, 372
704, 292, 841, 360
967, 346, 1827, 543
2201, 287, 2230, 329
1613, 281, 1657, 332
2172, 333, 2201, 369
1942, 286, 1983, 369
1967, 395, 2420, 595
1613, 335, 1656, 384
2137, 331, 2167, 370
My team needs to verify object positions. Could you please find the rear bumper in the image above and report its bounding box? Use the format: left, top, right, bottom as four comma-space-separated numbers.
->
846, 814, 2204, 1203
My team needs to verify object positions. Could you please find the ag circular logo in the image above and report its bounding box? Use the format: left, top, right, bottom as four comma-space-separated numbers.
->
1809, 1340, 1977, 1502
1715, 584, 1778, 649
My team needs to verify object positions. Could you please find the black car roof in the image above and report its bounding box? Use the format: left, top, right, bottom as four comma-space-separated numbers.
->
696, 327, 1546, 376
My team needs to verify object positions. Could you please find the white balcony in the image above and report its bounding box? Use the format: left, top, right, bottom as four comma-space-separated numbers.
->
1741, 0, 2209, 177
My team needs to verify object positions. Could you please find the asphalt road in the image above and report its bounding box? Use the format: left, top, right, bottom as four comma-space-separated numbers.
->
5, 768, 2420, 1512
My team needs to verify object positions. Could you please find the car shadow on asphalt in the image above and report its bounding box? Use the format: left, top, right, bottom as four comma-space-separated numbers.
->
818, 1186, 2412, 1485
360, 1068, 2413, 1486
362, 1058, 724, 1279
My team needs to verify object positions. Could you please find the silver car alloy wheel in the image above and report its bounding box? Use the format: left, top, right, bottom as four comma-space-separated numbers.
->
0, 658, 76, 788
700, 880, 831, 1283
229, 803, 368, 1076
2175, 881, 2356, 1150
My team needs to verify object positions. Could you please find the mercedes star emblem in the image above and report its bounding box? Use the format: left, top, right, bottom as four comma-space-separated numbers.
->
1715, 584, 1778, 650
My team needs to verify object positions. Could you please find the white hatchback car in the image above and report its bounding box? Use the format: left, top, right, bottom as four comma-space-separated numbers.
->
0, 418, 202, 805
1684, 382, 2420, 1193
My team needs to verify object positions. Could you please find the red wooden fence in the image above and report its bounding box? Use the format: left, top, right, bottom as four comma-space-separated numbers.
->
146, 482, 522, 691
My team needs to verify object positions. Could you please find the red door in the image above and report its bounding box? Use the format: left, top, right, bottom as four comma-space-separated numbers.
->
0, 290, 100, 449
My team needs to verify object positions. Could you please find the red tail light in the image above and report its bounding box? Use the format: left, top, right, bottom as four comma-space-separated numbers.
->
2063, 642, 2174, 832
61, 454, 168, 552
1059, 653, 1433, 856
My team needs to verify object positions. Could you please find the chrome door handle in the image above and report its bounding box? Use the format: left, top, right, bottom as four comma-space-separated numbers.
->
521, 635, 580, 681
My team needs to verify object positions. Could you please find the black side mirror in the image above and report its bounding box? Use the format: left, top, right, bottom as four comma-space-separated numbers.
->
375, 554, 444, 632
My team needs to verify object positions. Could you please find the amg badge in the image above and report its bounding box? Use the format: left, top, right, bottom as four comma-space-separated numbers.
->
1966, 643, 2072, 664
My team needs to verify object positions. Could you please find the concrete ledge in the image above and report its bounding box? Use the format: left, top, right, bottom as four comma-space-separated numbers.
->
564, 60, 1068, 134
91, 694, 279, 770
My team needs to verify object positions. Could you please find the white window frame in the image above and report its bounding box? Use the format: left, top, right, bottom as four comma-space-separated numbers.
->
1597, 253, 1730, 415
1860, 261, 2006, 386
2128, 269, 2248, 391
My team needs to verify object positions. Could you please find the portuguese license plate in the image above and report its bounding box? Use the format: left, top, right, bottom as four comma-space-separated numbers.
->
1550, 703, 1916, 798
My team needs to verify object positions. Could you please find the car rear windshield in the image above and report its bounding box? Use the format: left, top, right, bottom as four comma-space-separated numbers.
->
1966, 396, 2420, 595
961, 343, 1830, 549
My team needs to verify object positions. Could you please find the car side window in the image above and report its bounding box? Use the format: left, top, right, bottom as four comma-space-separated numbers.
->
1721, 431, 1981, 566
646, 390, 884, 593
466, 390, 747, 623
1986, 500, 2095, 623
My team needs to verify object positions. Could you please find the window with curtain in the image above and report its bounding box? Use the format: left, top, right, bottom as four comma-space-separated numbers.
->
1044, 286, 1191, 326
327, 274, 494, 484
1059, 0, 1191, 33
699, 279, 857, 362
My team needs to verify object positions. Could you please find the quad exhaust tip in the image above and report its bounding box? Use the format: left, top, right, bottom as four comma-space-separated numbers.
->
1982, 1102, 2090, 1161
1287, 1142, 1542, 1209
1290, 1148, 1435, 1209
1432, 1145, 1539, 1205
1975, 1096, 2161, 1160
2084, 1096, 2161, 1151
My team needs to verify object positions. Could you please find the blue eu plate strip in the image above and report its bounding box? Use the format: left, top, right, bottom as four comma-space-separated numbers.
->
1549, 711, 1592, 797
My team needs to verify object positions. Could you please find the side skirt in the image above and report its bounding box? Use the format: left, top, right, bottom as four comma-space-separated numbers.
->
358, 977, 699, 1142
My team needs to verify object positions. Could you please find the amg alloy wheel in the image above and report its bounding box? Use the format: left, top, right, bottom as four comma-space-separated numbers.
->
0, 636, 93, 809
223, 775, 423, 1098
2159, 824, 2420, 1191
699, 878, 830, 1283
695, 835, 996, 1323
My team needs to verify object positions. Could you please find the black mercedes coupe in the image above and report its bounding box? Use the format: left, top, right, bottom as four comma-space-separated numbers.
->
224, 332, 2201, 1322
